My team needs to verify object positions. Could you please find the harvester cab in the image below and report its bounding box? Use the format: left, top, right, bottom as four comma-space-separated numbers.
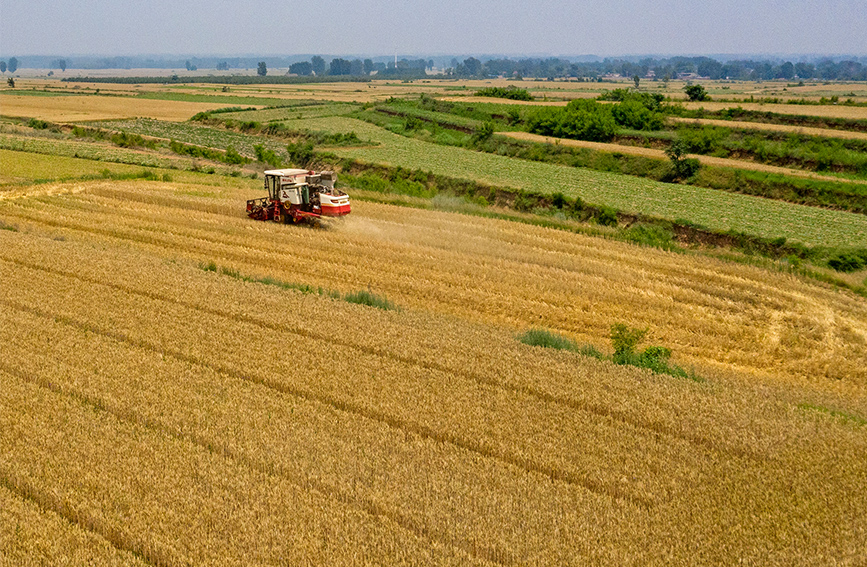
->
247, 169, 350, 223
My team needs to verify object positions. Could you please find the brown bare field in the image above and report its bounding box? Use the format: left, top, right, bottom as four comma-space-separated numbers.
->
0, 94, 232, 122
501, 130, 867, 184
0, 176, 865, 565
668, 116, 867, 140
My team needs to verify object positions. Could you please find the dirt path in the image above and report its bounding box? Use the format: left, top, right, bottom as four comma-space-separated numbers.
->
501, 131, 867, 185
668, 116, 867, 140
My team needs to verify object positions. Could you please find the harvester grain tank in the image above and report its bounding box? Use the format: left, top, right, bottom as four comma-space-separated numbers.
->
246, 169, 350, 223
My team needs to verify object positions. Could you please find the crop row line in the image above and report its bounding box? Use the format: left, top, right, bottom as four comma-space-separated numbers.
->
0, 359, 515, 566
0, 414, 169, 567
0, 295, 656, 509
0, 254, 762, 465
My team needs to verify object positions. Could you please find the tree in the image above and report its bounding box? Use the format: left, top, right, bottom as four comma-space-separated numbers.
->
289, 61, 312, 76
795, 62, 815, 79
665, 140, 701, 179
216, 61, 230, 71
633, 75, 640, 88
8, 57, 18, 74
185, 60, 197, 71
0, 61, 6, 73
696, 58, 723, 79
7, 77, 15, 88
311, 56, 325, 75
362, 59, 374, 75
779, 61, 795, 80
525, 99, 618, 143
463, 57, 483, 77
257, 61, 267, 76
329, 58, 351, 75
683, 84, 709, 102
59, 59, 67, 72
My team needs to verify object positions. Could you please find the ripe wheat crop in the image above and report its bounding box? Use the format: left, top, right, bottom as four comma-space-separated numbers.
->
3, 180, 864, 390
0, 93, 229, 122
1, 167, 866, 564
0, 485, 148, 567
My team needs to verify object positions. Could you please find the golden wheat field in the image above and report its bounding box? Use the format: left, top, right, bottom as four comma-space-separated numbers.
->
679, 101, 867, 120
0, 93, 233, 122
1, 162, 866, 565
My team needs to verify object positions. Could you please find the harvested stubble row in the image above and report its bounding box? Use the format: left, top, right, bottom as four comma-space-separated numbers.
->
0, 485, 147, 567
2, 181, 865, 394
1, 230, 866, 565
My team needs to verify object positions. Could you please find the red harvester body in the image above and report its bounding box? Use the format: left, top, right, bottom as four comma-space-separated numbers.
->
246, 169, 350, 223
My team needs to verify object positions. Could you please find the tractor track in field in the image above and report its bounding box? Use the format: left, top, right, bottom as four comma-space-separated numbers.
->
0, 460, 162, 567
0, 357, 517, 567
0, 294, 657, 511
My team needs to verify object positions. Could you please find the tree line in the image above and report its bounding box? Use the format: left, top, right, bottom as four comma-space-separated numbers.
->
452, 56, 867, 81
5, 54, 867, 81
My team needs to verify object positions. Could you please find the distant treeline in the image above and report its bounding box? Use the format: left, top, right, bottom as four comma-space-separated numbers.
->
461, 56, 867, 81
9, 54, 867, 81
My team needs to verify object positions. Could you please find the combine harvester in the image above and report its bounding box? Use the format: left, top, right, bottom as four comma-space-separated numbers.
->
246, 169, 350, 224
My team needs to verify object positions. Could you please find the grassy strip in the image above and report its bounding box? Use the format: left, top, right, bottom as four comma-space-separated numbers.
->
518, 327, 702, 382
191, 113, 371, 147
517, 328, 605, 359
199, 261, 399, 311
797, 403, 867, 426
168, 140, 250, 165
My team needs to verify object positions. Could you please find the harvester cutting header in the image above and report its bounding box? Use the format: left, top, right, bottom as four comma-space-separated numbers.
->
246, 169, 350, 223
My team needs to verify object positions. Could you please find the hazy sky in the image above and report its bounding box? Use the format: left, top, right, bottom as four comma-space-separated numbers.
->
2, 0, 865, 57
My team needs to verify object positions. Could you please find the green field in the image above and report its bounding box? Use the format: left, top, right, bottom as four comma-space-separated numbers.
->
218, 103, 359, 122
279, 116, 867, 248
93, 119, 292, 157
